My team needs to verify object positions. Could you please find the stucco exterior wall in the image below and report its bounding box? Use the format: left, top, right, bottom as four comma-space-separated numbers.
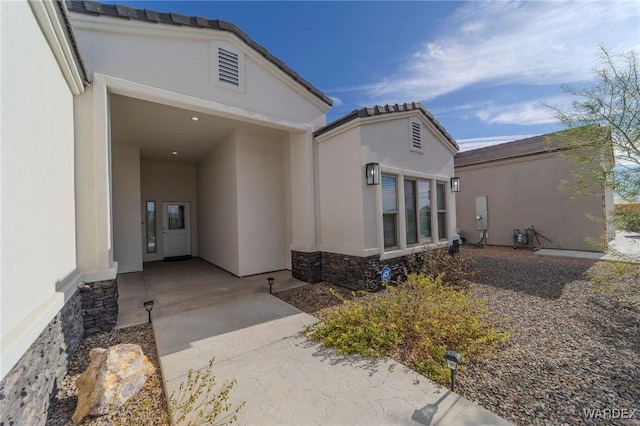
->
235, 131, 287, 275
70, 15, 327, 128
111, 144, 143, 272
141, 161, 198, 262
455, 154, 605, 251
197, 134, 240, 274
1, 1, 79, 377
316, 126, 366, 254
360, 116, 457, 251
314, 113, 458, 260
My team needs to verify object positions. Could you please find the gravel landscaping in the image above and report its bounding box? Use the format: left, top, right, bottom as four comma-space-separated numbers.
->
46, 246, 639, 425
277, 246, 640, 425
46, 323, 169, 425
460, 247, 639, 425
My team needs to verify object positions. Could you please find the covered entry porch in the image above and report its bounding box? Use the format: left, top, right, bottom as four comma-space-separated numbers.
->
103, 75, 318, 280
116, 257, 307, 327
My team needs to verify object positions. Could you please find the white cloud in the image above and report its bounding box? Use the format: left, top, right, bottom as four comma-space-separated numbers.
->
365, 1, 640, 102
475, 100, 557, 125
457, 134, 537, 151
329, 96, 343, 107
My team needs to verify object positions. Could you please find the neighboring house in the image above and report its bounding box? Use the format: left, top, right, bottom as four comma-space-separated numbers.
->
454, 132, 614, 252
0, 1, 459, 423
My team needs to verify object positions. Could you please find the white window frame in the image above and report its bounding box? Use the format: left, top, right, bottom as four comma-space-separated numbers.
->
436, 181, 448, 241
382, 174, 399, 250
377, 166, 450, 259
404, 178, 433, 246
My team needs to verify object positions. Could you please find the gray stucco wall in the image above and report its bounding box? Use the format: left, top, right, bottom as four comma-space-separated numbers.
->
455, 154, 606, 251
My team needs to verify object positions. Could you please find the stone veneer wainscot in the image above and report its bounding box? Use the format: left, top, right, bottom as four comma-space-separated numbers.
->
0, 279, 118, 426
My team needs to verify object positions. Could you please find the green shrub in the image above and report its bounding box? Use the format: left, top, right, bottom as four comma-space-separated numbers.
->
304, 274, 508, 385
406, 247, 476, 288
614, 206, 640, 233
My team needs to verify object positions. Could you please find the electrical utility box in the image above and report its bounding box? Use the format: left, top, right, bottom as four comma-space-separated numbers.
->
475, 196, 488, 230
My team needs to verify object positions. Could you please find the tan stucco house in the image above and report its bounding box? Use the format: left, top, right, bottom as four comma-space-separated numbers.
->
454, 132, 614, 251
0, 1, 460, 422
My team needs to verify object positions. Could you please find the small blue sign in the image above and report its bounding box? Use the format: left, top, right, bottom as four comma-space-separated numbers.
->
381, 266, 392, 282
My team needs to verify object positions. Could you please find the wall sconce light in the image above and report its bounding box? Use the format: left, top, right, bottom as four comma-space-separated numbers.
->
366, 162, 380, 185
267, 277, 274, 294
444, 350, 463, 391
143, 300, 154, 323
450, 177, 461, 192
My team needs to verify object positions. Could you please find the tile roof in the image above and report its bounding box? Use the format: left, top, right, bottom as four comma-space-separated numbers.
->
455, 133, 563, 167
66, 1, 333, 107
314, 102, 459, 150
58, 1, 90, 84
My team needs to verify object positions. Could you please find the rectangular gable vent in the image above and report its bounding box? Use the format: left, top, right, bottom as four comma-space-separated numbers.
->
411, 121, 422, 150
218, 47, 239, 87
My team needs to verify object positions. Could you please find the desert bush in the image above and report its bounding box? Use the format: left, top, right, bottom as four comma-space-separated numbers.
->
588, 261, 640, 293
304, 274, 508, 385
170, 357, 245, 425
405, 247, 476, 288
614, 206, 640, 233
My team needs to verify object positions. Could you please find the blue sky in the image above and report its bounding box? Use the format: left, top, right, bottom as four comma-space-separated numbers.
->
101, 1, 639, 151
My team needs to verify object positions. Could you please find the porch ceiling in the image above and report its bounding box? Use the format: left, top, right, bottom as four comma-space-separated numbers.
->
110, 94, 288, 163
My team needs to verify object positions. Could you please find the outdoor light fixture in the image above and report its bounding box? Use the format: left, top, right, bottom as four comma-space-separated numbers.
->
444, 350, 463, 391
171, 151, 178, 155
365, 162, 380, 185
143, 300, 154, 323
450, 177, 461, 192
191, 116, 199, 121
267, 277, 274, 294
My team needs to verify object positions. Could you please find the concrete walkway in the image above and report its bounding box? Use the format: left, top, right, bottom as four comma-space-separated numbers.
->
134, 259, 511, 425
116, 258, 511, 425
535, 230, 640, 263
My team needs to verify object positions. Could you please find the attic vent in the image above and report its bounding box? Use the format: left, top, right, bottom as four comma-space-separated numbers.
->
411, 121, 422, 151
218, 48, 240, 87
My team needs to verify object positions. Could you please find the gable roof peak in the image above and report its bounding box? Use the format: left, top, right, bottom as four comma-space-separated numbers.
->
315, 101, 458, 151
66, 1, 332, 106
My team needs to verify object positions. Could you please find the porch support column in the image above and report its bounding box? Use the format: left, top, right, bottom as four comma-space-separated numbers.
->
289, 130, 317, 251
74, 74, 117, 281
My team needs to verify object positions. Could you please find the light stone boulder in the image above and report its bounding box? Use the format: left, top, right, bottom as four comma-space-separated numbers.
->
72, 343, 155, 424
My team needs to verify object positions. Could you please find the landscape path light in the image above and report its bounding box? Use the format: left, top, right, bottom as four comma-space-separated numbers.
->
444, 350, 463, 391
143, 300, 154, 323
267, 277, 275, 294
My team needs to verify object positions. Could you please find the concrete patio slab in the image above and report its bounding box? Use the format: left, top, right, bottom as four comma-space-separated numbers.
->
116, 258, 306, 328
154, 291, 513, 426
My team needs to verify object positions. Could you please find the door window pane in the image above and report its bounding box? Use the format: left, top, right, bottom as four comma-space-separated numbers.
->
146, 201, 156, 253
404, 180, 417, 244
418, 181, 431, 239
168, 204, 185, 229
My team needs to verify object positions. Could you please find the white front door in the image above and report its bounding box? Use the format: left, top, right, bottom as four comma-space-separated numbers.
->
163, 202, 191, 258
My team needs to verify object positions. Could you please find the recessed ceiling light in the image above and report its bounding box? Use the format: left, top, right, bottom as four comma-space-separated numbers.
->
191, 116, 199, 121
171, 151, 178, 155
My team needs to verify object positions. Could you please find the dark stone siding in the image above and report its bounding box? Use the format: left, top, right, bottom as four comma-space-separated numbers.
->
0, 291, 83, 426
320, 252, 381, 291
291, 251, 322, 283
80, 278, 118, 336
292, 249, 446, 291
